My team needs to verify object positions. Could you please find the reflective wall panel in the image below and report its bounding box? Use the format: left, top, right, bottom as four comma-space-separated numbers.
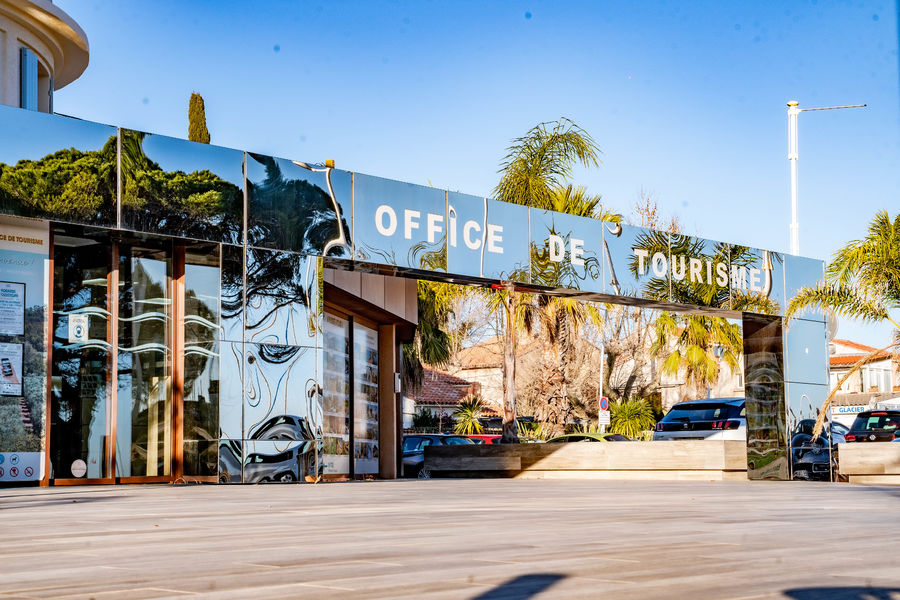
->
120, 129, 244, 244
0, 105, 117, 226
784, 255, 826, 322
668, 234, 731, 309
603, 222, 669, 300
218, 342, 244, 441
243, 343, 320, 441
221, 244, 244, 344
786, 382, 832, 481
218, 438, 242, 483
728, 246, 784, 315
446, 193, 529, 282
242, 439, 318, 483
354, 173, 446, 271
245, 247, 318, 347
742, 313, 788, 480
529, 209, 604, 292
784, 318, 829, 385
247, 154, 352, 258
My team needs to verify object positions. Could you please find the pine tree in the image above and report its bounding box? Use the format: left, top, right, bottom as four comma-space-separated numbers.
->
188, 92, 211, 144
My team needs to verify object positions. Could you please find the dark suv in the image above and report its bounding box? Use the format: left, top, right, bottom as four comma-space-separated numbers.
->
845, 410, 900, 442
653, 398, 746, 441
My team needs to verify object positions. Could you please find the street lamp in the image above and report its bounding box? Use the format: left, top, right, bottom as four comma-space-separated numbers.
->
787, 101, 866, 256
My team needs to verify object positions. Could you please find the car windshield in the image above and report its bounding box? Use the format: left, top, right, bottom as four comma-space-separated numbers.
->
403, 437, 434, 452
851, 414, 900, 432
661, 402, 742, 422
444, 437, 475, 445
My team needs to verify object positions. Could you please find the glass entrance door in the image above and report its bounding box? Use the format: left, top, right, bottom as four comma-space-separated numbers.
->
116, 242, 173, 480
49, 230, 114, 482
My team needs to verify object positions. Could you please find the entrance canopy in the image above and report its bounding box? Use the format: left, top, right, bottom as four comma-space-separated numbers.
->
0, 104, 830, 482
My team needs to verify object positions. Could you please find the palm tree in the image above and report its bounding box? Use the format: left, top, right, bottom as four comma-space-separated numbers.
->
609, 398, 656, 439
491, 118, 618, 441
785, 210, 900, 437
453, 396, 485, 435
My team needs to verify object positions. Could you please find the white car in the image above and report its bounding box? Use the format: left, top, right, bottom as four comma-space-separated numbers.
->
652, 398, 746, 441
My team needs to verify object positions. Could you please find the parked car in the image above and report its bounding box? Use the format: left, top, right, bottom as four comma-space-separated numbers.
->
402, 434, 475, 478
892, 430, 900, 442
468, 434, 501, 444
545, 433, 631, 443
844, 410, 900, 442
790, 419, 845, 481
653, 398, 746, 441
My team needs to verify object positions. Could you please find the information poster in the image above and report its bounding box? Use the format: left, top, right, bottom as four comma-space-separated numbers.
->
0, 281, 25, 335
0, 342, 23, 396
0, 215, 49, 481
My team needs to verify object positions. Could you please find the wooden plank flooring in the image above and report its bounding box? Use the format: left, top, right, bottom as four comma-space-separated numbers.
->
1, 479, 899, 599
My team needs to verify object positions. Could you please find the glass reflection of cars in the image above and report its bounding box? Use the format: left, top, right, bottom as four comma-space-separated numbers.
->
402, 434, 475, 478
653, 398, 746, 441
243, 444, 312, 483
249, 415, 314, 441
790, 419, 842, 481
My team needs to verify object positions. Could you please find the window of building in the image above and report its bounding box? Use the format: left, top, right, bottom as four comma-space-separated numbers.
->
19, 47, 38, 110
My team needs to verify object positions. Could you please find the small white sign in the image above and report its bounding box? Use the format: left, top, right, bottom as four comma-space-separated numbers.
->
831, 405, 866, 415
68, 314, 89, 343
598, 410, 611, 425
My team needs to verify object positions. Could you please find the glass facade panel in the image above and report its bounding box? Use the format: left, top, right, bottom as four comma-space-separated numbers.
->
120, 130, 244, 244
322, 314, 350, 475
354, 173, 446, 271
50, 229, 111, 479
243, 343, 319, 441
218, 438, 242, 483
668, 234, 731, 309
446, 193, 529, 282
242, 439, 318, 483
529, 209, 603, 292
247, 154, 352, 258
183, 245, 221, 476
784, 318, 829, 385
784, 255, 826, 322
245, 247, 318, 347
218, 341, 244, 441
221, 244, 243, 343
116, 242, 173, 477
603, 222, 669, 301
742, 313, 788, 481
728, 246, 784, 315
0, 106, 117, 226
353, 322, 378, 475
786, 382, 831, 481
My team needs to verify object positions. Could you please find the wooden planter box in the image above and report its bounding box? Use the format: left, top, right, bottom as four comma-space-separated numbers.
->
424, 441, 748, 481
838, 443, 900, 485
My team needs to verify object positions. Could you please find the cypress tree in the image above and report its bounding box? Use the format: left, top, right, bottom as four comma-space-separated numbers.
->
188, 92, 211, 144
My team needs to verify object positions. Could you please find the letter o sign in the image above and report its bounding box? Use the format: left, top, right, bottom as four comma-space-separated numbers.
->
375, 205, 397, 236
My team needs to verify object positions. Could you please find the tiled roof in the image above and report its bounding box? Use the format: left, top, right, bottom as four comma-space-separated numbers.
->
832, 339, 879, 353
409, 367, 499, 416
830, 353, 893, 367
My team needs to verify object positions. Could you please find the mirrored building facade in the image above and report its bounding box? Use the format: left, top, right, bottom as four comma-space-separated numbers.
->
0, 105, 829, 484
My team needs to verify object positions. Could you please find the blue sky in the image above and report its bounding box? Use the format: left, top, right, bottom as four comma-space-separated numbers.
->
54, 0, 899, 346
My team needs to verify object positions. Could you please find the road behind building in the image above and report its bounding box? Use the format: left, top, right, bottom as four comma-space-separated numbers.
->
1, 479, 899, 599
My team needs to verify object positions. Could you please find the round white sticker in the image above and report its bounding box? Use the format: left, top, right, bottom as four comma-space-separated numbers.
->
71, 459, 87, 478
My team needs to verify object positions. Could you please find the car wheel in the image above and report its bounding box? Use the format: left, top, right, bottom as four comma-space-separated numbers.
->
417, 467, 431, 480
278, 472, 296, 482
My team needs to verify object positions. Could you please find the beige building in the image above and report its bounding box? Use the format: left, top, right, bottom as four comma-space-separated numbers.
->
1, 0, 88, 112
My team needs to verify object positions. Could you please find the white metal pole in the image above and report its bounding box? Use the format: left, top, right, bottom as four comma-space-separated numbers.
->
788, 101, 800, 256
786, 101, 865, 256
